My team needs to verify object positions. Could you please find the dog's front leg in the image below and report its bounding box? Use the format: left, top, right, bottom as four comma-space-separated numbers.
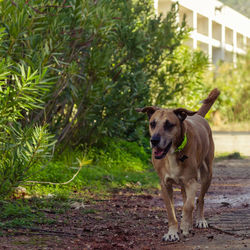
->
180, 178, 199, 236
161, 181, 179, 242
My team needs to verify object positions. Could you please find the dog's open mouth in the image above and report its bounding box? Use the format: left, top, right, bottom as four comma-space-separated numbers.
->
153, 141, 172, 159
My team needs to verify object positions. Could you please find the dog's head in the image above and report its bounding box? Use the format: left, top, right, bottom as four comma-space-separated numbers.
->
136, 106, 196, 159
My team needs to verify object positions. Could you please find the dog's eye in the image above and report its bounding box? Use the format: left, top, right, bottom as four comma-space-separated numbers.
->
164, 120, 175, 130
150, 121, 156, 129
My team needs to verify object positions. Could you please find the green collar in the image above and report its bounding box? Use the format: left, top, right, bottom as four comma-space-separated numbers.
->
175, 134, 187, 153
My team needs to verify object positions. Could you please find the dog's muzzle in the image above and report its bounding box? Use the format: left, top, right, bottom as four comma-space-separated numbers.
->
151, 135, 172, 159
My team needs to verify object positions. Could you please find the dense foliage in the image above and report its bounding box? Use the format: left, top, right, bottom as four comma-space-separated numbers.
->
0, 0, 230, 198
205, 52, 250, 123
151, 45, 208, 110
0, 61, 55, 198
0, 0, 209, 149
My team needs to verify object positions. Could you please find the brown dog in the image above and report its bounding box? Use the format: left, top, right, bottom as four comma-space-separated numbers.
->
136, 88, 220, 242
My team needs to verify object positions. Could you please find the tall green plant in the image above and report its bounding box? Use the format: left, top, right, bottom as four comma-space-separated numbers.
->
0, 61, 55, 198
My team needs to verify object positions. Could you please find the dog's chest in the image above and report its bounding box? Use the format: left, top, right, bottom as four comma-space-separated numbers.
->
164, 155, 183, 184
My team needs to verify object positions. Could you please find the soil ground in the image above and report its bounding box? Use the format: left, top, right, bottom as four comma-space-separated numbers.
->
0, 158, 249, 250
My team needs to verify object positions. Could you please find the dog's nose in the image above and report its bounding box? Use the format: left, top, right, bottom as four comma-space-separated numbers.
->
151, 134, 160, 147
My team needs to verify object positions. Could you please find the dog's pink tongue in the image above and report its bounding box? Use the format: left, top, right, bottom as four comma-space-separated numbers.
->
154, 148, 164, 156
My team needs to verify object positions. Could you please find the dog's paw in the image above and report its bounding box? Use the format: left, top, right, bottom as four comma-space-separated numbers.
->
162, 230, 179, 242
196, 219, 208, 228
180, 220, 193, 237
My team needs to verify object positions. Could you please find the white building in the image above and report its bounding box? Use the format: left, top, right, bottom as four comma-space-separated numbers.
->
154, 0, 250, 64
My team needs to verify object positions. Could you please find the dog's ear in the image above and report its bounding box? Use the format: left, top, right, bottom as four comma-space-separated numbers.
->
135, 106, 160, 119
174, 108, 196, 122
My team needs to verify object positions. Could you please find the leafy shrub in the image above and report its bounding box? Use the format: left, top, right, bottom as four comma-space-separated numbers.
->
0, 0, 209, 148
204, 51, 250, 123
0, 61, 55, 198
151, 45, 209, 109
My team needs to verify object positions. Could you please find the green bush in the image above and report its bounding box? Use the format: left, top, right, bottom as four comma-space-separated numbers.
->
151, 45, 209, 109
0, 61, 55, 198
204, 51, 250, 123
0, 0, 209, 148
0, 0, 212, 197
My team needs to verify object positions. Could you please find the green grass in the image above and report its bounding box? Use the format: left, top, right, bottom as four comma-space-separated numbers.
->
81, 208, 98, 215
0, 200, 51, 230
0, 201, 36, 229
0, 197, 77, 233
25, 137, 159, 197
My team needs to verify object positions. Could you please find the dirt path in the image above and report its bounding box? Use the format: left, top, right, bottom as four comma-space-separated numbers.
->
0, 158, 250, 249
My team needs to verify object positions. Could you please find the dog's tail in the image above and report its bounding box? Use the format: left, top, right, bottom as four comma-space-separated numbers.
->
197, 88, 220, 118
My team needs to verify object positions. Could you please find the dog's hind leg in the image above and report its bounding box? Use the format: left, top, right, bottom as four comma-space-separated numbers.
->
196, 160, 212, 228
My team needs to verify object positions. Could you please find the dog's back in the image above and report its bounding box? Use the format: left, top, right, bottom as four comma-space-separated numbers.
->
186, 114, 214, 164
